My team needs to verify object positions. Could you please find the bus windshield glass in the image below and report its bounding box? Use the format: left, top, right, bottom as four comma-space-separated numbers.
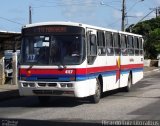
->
21, 26, 85, 65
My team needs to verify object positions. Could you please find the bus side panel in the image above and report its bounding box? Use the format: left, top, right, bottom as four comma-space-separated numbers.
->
103, 75, 117, 92
103, 55, 119, 91
132, 71, 143, 84
119, 55, 130, 88
132, 55, 144, 84
74, 79, 96, 97
120, 71, 129, 88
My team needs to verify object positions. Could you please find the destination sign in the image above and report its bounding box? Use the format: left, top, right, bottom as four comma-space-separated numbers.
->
22, 25, 84, 35
33, 27, 67, 33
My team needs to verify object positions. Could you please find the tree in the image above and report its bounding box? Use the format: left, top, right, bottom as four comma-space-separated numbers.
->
126, 17, 160, 59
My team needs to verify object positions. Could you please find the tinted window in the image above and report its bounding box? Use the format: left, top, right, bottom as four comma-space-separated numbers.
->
87, 32, 97, 65
106, 32, 114, 55
134, 37, 139, 55
121, 34, 128, 55
139, 38, 143, 55
128, 36, 134, 55
97, 31, 106, 55
113, 33, 120, 55
97, 31, 105, 47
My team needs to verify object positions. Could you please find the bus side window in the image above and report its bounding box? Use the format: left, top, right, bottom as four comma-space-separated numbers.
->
106, 32, 114, 55
127, 36, 134, 56
87, 31, 97, 64
139, 38, 143, 55
90, 34, 97, 56
121, 34, 128, 56
113, 33, 120, 55
97, 31, 106, 55
134, 37, 139, 56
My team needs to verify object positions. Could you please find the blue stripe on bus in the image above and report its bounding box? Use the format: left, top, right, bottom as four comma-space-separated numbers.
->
76, 71, 116, 81
76, 68, 143, 81
20, 68, 143, 81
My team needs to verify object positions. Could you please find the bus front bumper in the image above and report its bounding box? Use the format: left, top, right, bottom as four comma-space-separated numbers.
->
18, 79, 95, 98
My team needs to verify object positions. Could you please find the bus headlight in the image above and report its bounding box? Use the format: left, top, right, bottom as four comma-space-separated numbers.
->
21, 77, 26, 81
60, 83, 67, 87
60, 83, 73, 88
22, 83, 28, 87
67, 83, 73, 87
28, 83, 35, 87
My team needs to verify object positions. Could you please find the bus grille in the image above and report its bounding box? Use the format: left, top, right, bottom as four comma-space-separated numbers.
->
33, 90, 64, 95
38, 83, 57, 87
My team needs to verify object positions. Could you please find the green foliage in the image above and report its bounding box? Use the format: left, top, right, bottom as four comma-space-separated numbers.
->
126, 17, 160, 59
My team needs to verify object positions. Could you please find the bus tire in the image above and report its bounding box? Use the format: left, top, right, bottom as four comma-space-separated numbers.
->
124, 74, 132, 92
38, 96, 50, 105
90, 79, 101, 104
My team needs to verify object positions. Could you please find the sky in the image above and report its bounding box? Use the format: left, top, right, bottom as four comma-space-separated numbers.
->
0, 0, 160, 32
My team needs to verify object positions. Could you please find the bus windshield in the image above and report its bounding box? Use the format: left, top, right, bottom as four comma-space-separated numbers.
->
21, 35, 85, 65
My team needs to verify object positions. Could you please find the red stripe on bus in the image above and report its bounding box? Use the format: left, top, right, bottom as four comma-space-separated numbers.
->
86, 65, 118, 74
20, 69, 76, 75
120, 64, 144, 70
19, 63, 143, 75
75, 66, 118, 74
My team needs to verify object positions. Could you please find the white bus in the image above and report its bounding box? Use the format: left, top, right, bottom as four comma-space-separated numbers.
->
18, 22, 144, 104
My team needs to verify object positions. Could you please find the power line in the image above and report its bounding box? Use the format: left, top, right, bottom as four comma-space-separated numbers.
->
127, 0, 141, 13
34, 0, 61, 4
0, 16, 23, 25
138, 10, 154, 23
108, 18, 121, 27
35, 0, 98, 5
32, 3, 99, 8
129, 10, 154, 31
29, 1, 100, 23
100, 1, 121, 11
32, 1, 100, 8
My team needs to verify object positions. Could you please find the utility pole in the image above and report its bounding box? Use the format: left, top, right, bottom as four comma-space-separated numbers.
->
121, 0, 126, 31
29, 6, 32, 24
150, 7, 160, 18
156, 7, 158, 18
156, 7, 160, 17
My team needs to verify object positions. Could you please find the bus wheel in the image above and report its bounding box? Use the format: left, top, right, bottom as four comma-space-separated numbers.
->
90, 79, 101, 103
124, 74, 132, 92
38, 96, 50, 105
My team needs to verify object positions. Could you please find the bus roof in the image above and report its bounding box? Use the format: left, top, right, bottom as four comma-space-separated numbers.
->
0, 30, 20, 34
118, 31, 142, 37
23, 21, 142, 37
23, 21, 117, 32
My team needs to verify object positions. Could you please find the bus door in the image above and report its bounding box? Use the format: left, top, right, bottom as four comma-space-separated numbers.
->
86, 28, 98, 93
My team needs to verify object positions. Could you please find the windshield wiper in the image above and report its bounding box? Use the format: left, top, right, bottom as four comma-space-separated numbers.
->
59, 59, 66, 69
